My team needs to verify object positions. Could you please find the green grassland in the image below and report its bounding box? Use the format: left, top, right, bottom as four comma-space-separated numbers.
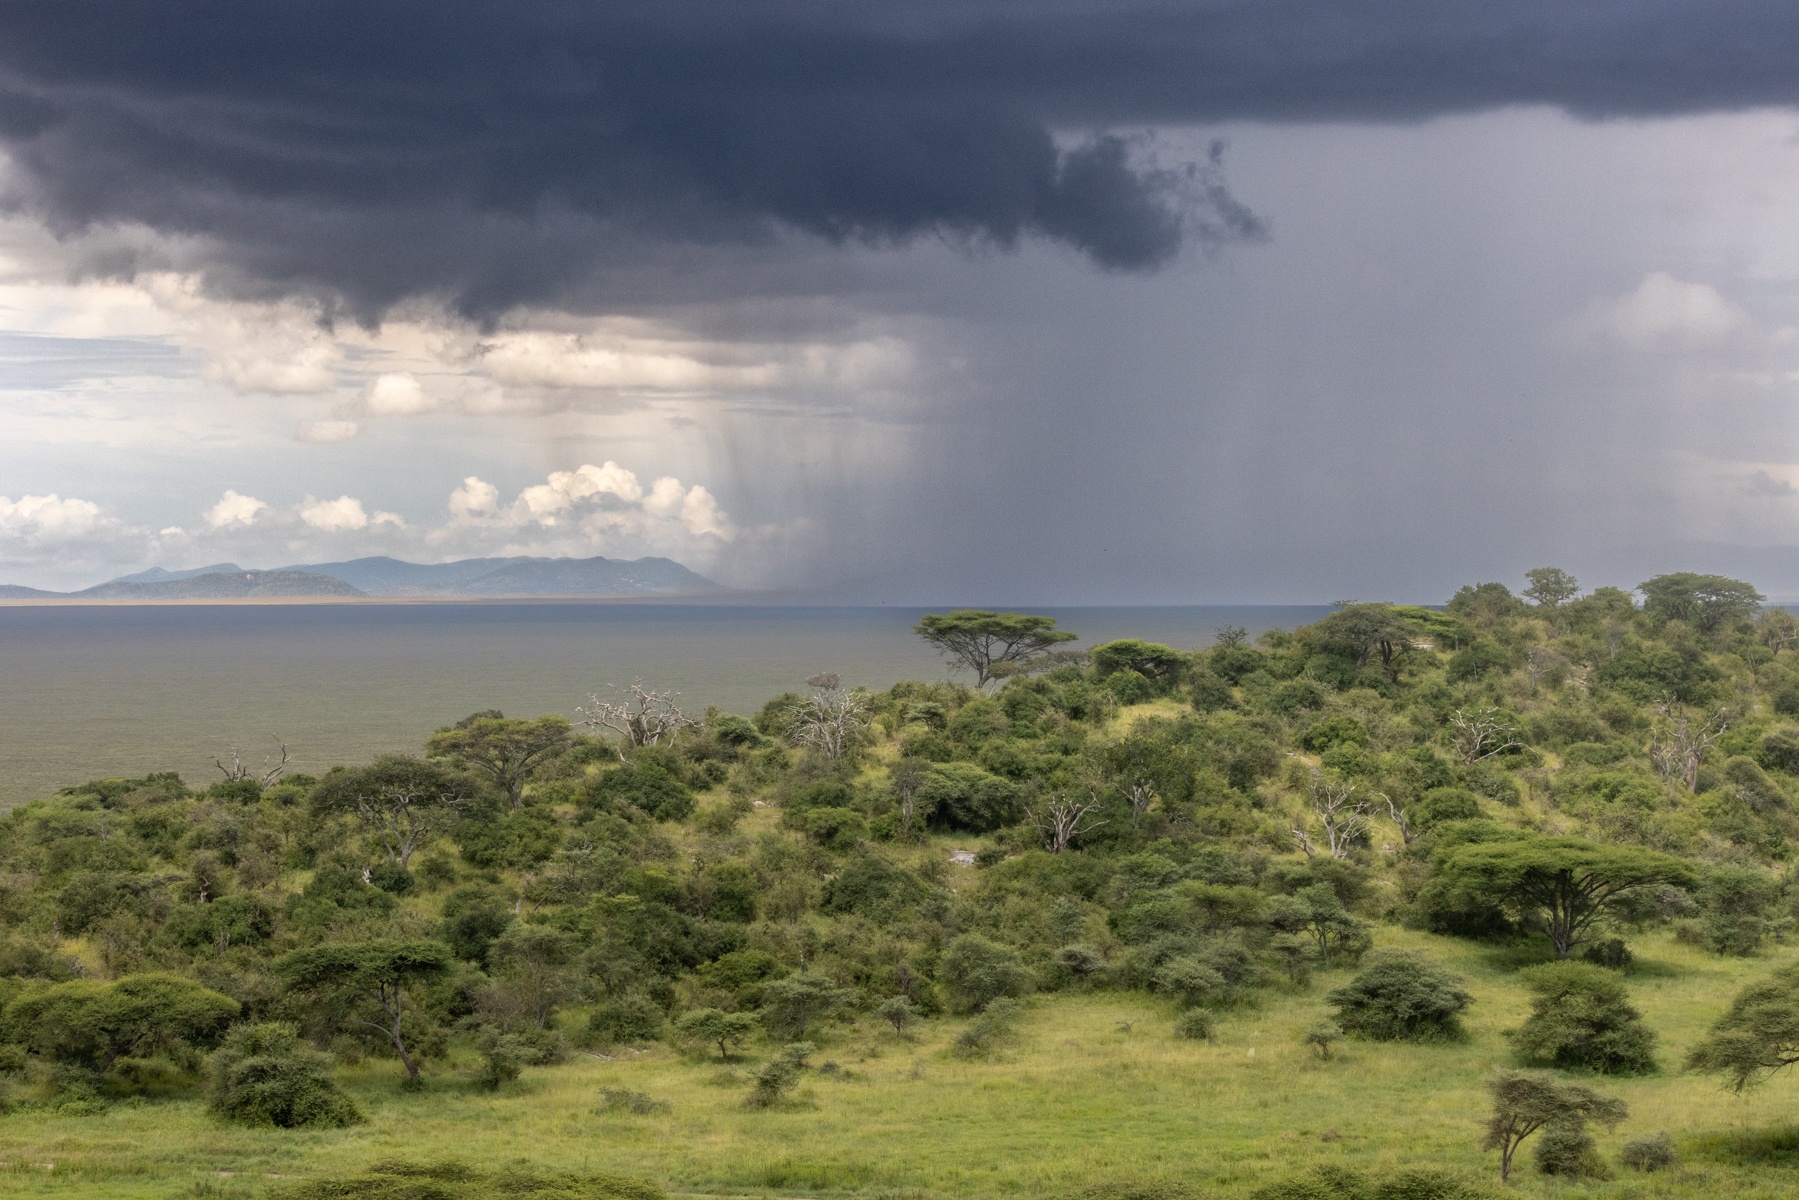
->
4, 922, 1799, 1200
8, 582, 1799, 1200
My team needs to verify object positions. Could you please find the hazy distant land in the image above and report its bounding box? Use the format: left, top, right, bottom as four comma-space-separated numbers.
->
0, 553, 724, 601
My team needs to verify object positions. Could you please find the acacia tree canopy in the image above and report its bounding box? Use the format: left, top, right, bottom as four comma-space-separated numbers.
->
426, 713, 571, 809
1687, 964, 1799, 1091
1433, 836, 1696, 959
275, 939, 451, 1078
914, 611, 1077, 688
1638, 573, 1764, 632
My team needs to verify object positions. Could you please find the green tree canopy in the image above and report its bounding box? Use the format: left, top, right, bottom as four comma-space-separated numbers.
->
1, 973, 239, 1072
1508, 961, 1656, 1074
426, 712, 572, 810
207, 1021, 363, 1128
310, 755, 469, 870
1638, 572, 1764, 632
1310, 604, 1417, 680
1431, 835, 1697, 958
1090, 640, 1186, 684
1523, 567, 1581, 608
1481, 1069, 1627, 1183
914, 611, 1077, 688
1687, 963, 1799, 1091
275, 939, 452, 1078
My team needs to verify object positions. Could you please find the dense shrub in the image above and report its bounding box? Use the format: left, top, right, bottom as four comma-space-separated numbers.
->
939, 935, 1035, 1012
1326, 953, 1472, 1042
586, 996, 665, 1046
589, 764, 694, 822
1619, 1132, 1677, 1172
916, 763, 1020, 833
207, 1022, 362, 1128
1509, 962, 1655, 1074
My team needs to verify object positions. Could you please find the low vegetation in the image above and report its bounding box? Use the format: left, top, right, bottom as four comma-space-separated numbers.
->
7, 572, 1799, 1196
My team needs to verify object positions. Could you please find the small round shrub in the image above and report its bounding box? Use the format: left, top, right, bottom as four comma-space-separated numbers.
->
1301, 1020, 1342, 1060
1173, 1009, 1215, 1041
1509, 961, 1656, 1074
1619, 1132, 1677, 1172
1326, 952, 1472, 1042
475, 1030, 526, 1091
1534, 1122, 1608, 1178
206, 1022, 362, 1128
1581, 938, 1633, 969
939, 934, 1035, 1012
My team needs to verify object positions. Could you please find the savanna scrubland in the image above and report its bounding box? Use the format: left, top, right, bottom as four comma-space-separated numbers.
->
9, 573, 1799, 1200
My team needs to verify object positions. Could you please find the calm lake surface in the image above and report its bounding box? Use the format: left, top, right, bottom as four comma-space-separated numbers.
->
0, 602, 1330, 806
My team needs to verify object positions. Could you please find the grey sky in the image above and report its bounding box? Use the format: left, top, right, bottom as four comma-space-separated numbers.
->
1, 4, 1798, 599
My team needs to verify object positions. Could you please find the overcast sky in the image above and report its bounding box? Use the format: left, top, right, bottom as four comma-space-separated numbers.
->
5, 2, 1799, 600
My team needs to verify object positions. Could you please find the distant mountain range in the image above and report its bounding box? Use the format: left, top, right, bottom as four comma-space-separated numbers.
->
0, 555, 724, 600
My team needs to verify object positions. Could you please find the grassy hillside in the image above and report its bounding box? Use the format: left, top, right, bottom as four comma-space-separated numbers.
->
5, 574, 1799, 1198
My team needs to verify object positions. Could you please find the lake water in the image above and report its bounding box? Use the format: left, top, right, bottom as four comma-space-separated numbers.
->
0, 602, 1330, 806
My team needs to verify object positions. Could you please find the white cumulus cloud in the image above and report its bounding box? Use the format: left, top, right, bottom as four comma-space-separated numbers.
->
363, 373, 436, 416
299, 495, 370, 532
1580, 272, 1748, 347
205, 489, 267, 528
448, 476, 500, 518
0, 493, 105, 545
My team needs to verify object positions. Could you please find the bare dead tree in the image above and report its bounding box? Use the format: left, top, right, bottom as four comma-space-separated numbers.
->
1291, 772, 1372, 860
1383, 794, 1419, 846
1650, 700, 1729, 793
1448, 708, 1523, 766
580, 681, 697, 761
1032, 789, 1108, 853
787, 672, 870, 761
1124, 779, 1158, 829
1759, 608, 1799, 657
214, 738, 291, 788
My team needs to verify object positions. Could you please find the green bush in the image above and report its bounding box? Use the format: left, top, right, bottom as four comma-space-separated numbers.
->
207, 1022, 361, 1128
952, 997, 1023, 1058
1172, 1009, 1214, 1041
939, 934, 1035, 1012
1534, 1122, 1608, 1178
586, 996, 665, 1046
1619, 1132, 1677, 1172
1508, 961, 1656, 1074
475, 1030, 527, 1091
1326, 953, 1472, 1042
589, 763, 694, 822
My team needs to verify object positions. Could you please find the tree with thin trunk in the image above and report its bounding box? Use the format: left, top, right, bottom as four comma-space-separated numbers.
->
309, 755, 467, 870
890, 757, 930, 841
1523, 567, 1580, 609
1292, 772, 1370, 860
1649, 700, 1728, 793
1688, 963, 1799, 1091
1031, 790, 1107, 853
1447, 707, 1522, 766
580, 682, 697, 761
914, 611, 1077, 688
787, 673, 869, 761
426, 712, 571, 810
275, 940, 451, 1080
1432, 835, 1696, 959
1482, 1069, 1626, 1183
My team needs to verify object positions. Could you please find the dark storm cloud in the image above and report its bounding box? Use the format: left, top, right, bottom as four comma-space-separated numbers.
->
0, 0, 1793, 316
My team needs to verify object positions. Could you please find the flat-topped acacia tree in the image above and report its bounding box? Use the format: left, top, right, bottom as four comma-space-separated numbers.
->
275, 940, 451, 1080
1433, 836, 1696, 959
913, 610, 1077, 688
